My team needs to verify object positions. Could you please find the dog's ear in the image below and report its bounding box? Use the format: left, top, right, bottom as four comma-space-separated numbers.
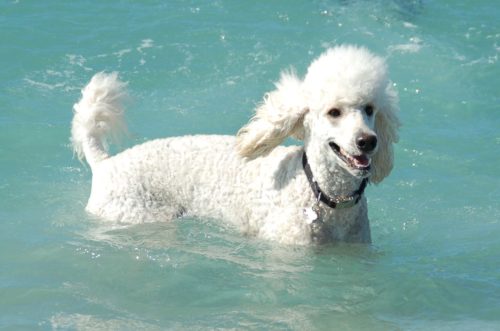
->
371, 84, 400, 183
236, 70, 308, 159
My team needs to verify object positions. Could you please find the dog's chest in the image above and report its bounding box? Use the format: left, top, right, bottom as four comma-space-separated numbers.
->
307, 203, 366, 243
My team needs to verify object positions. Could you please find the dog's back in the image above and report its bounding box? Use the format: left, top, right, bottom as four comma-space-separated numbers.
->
86, 135, 243, 223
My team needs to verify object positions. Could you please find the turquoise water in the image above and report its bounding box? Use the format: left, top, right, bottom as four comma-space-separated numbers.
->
1, 0, 499, 329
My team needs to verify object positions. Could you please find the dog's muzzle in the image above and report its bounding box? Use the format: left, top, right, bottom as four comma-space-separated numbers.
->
329, 142, 371, 171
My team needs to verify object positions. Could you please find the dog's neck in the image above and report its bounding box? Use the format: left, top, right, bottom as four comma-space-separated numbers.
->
304, 144, 366, 198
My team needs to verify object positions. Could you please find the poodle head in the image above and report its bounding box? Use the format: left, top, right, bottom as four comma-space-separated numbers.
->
236, 45, 400, 183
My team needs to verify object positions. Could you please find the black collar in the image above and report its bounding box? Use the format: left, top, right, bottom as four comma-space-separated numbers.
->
302, 152, 368, 209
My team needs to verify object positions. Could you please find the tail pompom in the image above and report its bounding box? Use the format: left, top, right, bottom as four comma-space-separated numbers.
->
71, 72, 128, 166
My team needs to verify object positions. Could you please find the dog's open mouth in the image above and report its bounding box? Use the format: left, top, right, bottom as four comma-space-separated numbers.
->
329, 142, 371, 171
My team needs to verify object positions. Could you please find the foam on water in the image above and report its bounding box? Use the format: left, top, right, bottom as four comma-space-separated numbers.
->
1, 0, 499, 330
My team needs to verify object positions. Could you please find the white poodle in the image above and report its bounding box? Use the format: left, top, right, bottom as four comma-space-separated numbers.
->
71, 45, 399, 245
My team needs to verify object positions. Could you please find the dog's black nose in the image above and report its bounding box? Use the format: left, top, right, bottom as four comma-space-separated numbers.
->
356, 134, 377, 153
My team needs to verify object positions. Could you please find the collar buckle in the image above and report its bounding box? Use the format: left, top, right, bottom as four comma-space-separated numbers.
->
333, 194, 358, 209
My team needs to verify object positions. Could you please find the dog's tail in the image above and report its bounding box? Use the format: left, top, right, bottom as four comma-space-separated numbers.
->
71, 72, 128, 168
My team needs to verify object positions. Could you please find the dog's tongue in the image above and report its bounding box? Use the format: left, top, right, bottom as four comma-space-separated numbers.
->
353, 155, 370, 167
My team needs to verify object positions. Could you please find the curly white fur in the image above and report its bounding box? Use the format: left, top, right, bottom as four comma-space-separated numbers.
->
72, 72, 128, 167
71, 45, 400, 245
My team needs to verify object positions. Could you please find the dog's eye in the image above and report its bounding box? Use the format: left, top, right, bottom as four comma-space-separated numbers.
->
328, 108, 342, 118
364, 104, 374, 116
